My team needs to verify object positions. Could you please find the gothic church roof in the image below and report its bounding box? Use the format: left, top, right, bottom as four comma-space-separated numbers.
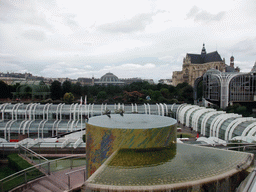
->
187, 44, 223, 64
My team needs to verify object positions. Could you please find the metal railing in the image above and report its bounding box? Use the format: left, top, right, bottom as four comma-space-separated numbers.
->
66, 167, 86, 190
0, 154, 86, 192
18, 145, 48, 165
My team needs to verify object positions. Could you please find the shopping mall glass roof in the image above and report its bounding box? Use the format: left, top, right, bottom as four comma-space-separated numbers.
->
86, 143, 252, 189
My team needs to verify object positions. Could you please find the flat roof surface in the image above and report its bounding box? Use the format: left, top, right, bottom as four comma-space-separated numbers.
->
86, 143, 253, 189
87, 114, 177, 129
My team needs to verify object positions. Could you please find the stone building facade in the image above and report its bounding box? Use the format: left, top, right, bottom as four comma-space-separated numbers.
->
172, 44, 226, 86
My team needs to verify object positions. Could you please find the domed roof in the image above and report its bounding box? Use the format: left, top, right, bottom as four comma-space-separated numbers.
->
100, 72, 119, 82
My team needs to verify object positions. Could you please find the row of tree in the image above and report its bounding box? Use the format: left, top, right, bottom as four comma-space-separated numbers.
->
0, 80, 194, 104
49, 80, 195, 104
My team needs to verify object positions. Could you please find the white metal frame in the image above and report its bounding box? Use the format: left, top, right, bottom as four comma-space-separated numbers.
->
210, 113, 241, 137
227, 117, 254, 140
193, 109, 215, 133
185, 106, 201, 127
241, 122, 256, 137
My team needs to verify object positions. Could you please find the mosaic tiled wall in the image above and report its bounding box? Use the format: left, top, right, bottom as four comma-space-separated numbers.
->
86, 122, 176, 178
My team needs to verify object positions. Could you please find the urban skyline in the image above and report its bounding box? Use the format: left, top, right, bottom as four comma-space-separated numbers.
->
1, 0, 256, 83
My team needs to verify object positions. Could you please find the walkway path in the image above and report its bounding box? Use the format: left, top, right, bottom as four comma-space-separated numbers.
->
18, 166, 86, 192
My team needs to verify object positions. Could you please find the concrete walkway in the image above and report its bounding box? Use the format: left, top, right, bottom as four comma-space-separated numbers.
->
21, 166, 86, 192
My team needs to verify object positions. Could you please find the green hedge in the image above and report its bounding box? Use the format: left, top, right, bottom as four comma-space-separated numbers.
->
2, 154, 44, 192
7, 154, 33, 171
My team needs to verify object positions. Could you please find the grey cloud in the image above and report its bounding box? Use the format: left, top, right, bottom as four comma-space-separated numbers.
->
0, 0, 20, 22
21, 30, 46, 41
0, 57, 22, 65
97, 11, 164, 33
63, 13, 78, 27
230, 38, 256, 56
0, 0, 53, 29
187, 6, 225, 22
24, 13, 53, 29
186, 6, 200, 18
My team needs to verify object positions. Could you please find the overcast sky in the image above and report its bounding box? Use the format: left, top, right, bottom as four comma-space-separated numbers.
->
1, 0, 256, 82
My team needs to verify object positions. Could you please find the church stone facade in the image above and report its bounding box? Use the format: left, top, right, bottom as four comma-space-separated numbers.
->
172, 44, 226, 86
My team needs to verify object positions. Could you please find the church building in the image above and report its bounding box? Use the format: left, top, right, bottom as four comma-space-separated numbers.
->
172, 44, 226, 86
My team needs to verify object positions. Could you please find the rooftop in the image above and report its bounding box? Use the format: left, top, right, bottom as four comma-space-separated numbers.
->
86, 143, 253, 190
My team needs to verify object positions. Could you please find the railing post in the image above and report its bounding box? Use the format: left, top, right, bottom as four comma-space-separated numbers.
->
48, 161, 51, 175
67, 174, 71, 190
84, 169, 86, 181
70, 158, 73, 169
39, 157, 41, 169
24, 171, 27, 185
2, 144, 4, 159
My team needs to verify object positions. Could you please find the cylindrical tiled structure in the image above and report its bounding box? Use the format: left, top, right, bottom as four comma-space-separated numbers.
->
86, 114, 177, 178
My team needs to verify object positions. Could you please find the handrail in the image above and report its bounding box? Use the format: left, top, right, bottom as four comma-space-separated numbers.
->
0, 154, 86, 191
66, 167, 86, 175
66, 167, 86, 190
19, 145, 48, 161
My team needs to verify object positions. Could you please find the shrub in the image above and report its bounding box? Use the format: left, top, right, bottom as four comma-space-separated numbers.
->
7, 154, 32, 171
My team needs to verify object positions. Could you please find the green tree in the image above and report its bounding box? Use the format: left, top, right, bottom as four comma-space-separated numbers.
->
63, 92, 74, 103
160, 88, 170, 99
50, 80, 62, 100
0, 80, 12, 98
82, 85, 89, 96
123, 91, 144, 103
168, 85, 176, 98
181, 85, 194, 104
62, 80, 72, 96
72, 82, 82, 97
97, 91, 107, 101
226, 104, 250, 117
151, 90, 161, 102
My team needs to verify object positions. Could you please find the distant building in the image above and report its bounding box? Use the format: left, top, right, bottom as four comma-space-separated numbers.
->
94, 72, 124, 86
120, 77, 143, 84
0, 72, 45, 85
77, 77, 95, 86
143, 79, 155, 84
172, 44, 226, 86
51, 78, 71, 84
159, 79, 172, 85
